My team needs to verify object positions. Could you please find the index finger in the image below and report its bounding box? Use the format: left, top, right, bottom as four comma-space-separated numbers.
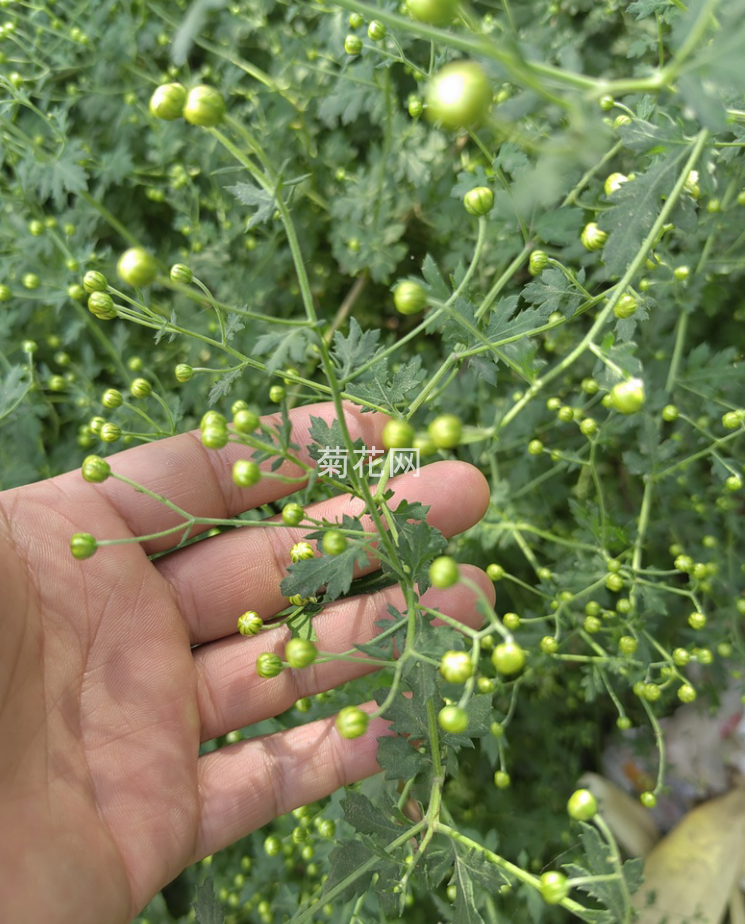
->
71, 402, 389, 552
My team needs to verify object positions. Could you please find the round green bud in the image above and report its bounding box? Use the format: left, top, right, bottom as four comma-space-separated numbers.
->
613, 294, 637, 319
282, 503, 304, 526
130, 378, 152, 398
580, 222, 608, 251
336, 705, 369, 739
170, 263, 193, 284
117, 247, 158, 287
367, 19, 386, 40
232, 459, 261, 487
81, 455, 111, 483
233, 408, 260, 433
200, 410, 226, 430
88, 291, 117, 320
290, 541, 314, 563
429, 555, 459, 588
609, 378, 645, 415
256, 652, 283, 678
70, 532, 97, 559
438, 704, 468, 734
604, 173, 628, 196
149, 82, 187, 120
100, 422, 121, 443
567, 788, 598, 821
202, 426, 229, 449
183, 85, 226, 127
528, 250, 549, 276
463, 186, 494, 217
237, 611, 263, 636
393, 280, 427, 316
425, 61, 492, 131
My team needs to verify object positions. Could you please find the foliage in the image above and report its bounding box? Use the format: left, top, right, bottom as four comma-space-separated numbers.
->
2, 0, 745, 921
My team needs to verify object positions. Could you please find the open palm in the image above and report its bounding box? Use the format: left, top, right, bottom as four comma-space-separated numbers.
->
0, 403, 491, 924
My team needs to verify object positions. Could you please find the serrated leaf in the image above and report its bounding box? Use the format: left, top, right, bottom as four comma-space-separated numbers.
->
347, 356, 427, 414
375, 734, 429, 781
396, 518, 448, 593
321, 840, 375, 902
224, 312, 246, 342
421, 253, 450, 301
252, 327, 312, 375
342, 791, 401, 838
307, 416, 366, 468
532, 207, 584, 245
483, 295, 542, 344
280, 540, 369, 601
208, 367, 243, 403
388, 499, 430, 528
377, 683, 429, 738
617, 119, 686, 153
598, 149, 691, 276
225, 180, 276, 228
627, 0, 670, 18
192, 878, 223, 924
679, 344, 745, 395
317, 61, 385, 127
421, 836, 456, 889
32, 140, 89, 207
0, 365, 32, 422
521, 267, 586, 318
331, 318, 382, 380
450, 839, 509, 924
563, 823, 643, 921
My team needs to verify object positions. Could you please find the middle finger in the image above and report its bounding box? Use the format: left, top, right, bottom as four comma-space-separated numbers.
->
158, 460, 489, 644
193, 566, 494, 741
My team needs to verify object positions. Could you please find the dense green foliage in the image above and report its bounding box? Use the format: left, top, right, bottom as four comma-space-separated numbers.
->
2, 0, 745, 921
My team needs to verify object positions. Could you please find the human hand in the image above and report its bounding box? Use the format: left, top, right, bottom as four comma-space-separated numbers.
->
0, 402, 492, 924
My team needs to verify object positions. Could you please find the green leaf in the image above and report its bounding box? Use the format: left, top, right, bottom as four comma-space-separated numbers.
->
32, 140, 89, 208
521, 267, 586, 318
598, 148, 691, 277
280, 540, 369, 601
252, 327, 313, 375
347, 355, 427, 415
627, 0, 677, 19
225, 180, 276, 228
395, 518, 448, 594
377, 682, 429, 738
617, 119, 687, 153
421, 253, 450, 301
375, 734, 429, 781
0, 365, 32, 423
450, 839, 509, 924
331, 318, 382, 381
307, 416, 366, 467
208, 367, 243, 403
284, 601, 322, 642
317, 61, 386, 127
192, 878, 224, 924
532, 207, 584, 245
321, 839, 375, 902
342, 791, 401, 838
563, 823, 644, 921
